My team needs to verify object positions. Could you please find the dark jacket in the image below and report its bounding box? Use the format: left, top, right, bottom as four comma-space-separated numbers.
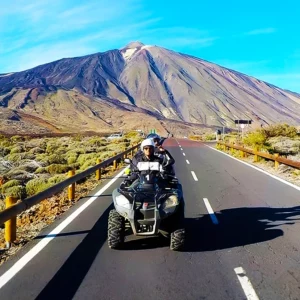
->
127, 152, 164, 182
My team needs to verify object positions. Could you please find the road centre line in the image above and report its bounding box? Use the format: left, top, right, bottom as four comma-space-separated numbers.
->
206, 145, 300, 192
234, 267, 260, 300
183, 153, 186, 156
203, 198, 219, 225
0, 168, 128, 290
191, 171, 198, 181
186, 160, 190, 164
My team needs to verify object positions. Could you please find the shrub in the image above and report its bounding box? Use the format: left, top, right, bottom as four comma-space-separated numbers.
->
204, 134, 216, 141
1, 179, 21, 191
263, 124, 297, 138
47, 154, 66, 164
2, 185, 26, 199
26, 178, 52, 196
35, 167, 47, 174
48, 174, 66, 184
87, 137, 106, 147
243, 130, 267, 147
46, 164, 71, 174
189, 135, 202, 141
29, 147, 44, 154
10, 145, 24, 154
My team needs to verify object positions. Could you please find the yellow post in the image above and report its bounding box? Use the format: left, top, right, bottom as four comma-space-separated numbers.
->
131, 145, 134, 158
5, 196, 17, 248
230, 143, 234, 154
96, 158, 101, 180
254, 146, 258, 162
274, 153, 280, 170
68, 170, 75, 201
240, 149, 245, 158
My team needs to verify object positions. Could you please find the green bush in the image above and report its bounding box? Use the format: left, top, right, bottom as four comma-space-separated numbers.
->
243, 130, 267, 147
48, 174, 66, 184
87, 137, 106, 147
1, 179, 21, 191
46, 164, 71, 174
263, 124, 297, 138
10, 145, 24, 154
29, 147, 44, 154
2, 185, 26, 199
0, 147, 10, 156
26, 178, 52, 196
35, 167, 47, 174
49, 154, 66, 164
80, 160, 95, 170
204, 134, 216, 141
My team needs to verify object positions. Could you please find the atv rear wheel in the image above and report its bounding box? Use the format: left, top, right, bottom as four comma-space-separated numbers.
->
170, 228, 185, 251
108, 209, 125, 249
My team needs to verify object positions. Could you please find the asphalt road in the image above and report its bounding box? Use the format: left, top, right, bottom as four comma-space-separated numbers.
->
1, 138, 300, 300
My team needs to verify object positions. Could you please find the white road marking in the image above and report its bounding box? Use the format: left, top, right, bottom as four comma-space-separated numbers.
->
206, 145, 300, 192
183, 153, 186, 156
191, 171, 198, 181
180, 148, 183, 151
0, 168, 128, 289
186, 160, 190, 164
203, 198, 219, 225
234, 267, 260, 300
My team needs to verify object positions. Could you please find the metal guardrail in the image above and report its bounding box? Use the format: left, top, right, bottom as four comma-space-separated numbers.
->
0, 143, 140, 247
217, 141, 300, 170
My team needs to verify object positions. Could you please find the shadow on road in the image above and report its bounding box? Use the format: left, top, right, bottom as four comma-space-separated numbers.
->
34, 205, 300, 299
184, 206, 300, 252
34, 204, 113, 300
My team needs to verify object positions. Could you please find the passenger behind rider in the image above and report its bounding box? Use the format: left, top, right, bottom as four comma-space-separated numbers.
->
147, 133, 175, 175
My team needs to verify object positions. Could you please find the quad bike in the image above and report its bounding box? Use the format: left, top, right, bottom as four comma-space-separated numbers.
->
108, 159, 185, 251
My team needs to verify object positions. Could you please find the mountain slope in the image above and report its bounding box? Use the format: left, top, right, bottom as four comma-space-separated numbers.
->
0, 41, 299, 135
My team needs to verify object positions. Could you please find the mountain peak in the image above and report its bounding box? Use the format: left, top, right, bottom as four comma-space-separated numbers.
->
122, 41, 145, 49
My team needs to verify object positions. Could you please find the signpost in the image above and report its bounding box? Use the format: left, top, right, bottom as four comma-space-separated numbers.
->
234, 120, 252, 139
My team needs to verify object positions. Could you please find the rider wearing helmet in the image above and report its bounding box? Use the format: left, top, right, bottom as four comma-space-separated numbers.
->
121, 138, 164, 188
146, 133, 175, 175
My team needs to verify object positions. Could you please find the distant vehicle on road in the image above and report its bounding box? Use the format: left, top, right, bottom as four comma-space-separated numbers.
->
106, 133, 123, 141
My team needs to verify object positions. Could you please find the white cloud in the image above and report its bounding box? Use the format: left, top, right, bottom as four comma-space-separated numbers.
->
245, 28, 276, 35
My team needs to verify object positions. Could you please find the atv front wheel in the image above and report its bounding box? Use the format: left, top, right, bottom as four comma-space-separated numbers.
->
108, 209, 125, 249
170, 228, 185, 251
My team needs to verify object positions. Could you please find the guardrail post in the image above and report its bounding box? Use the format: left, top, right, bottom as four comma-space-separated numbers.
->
5, 196, 17, 248
254, 147, 258, 162
240, 148, 245, 158
131, 144, 134, 158
68, 170, 75, 201
96, 158, 101, 180
274, 153, 280, 170
113, 152, 117, 171
230, 143, 234, 154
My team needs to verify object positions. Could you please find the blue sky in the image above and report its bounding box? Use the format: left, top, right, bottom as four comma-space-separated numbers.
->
0, 0, 299, 92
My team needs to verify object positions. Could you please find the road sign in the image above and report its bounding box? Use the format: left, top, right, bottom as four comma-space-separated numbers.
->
234, 120, 252, 124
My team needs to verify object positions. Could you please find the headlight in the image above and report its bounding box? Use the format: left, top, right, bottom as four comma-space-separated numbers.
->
115, 194, 131, 209
162, 195, 179, 213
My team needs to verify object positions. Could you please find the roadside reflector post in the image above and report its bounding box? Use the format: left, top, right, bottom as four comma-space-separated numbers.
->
96, 158, 101, 180
274, 153, 280, 170
113, 153, 117, 170
68, 170, 75, 201
254, 147, 258, 162
240, 148, 245, 158
5, 196, 17, 248
131, 144, 134, 157
230, 143, 234, 154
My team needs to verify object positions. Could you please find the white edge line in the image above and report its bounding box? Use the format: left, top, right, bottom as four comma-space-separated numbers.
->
206, 145, 300, 192
183, 153, 186, 156
0, 168, 128, 289
191, 171, 198, 181
203, 198, 219, 225
234, 267, 260, 300
186, 160, 190, 164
